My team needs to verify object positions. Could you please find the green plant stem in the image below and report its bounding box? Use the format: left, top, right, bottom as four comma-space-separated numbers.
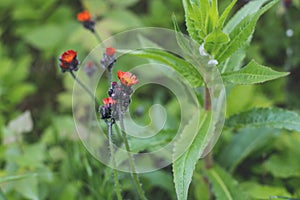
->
69, 71, 100, 107
107, 121, 122, 200
93, 30, 106, 49
118, 109, 147, 200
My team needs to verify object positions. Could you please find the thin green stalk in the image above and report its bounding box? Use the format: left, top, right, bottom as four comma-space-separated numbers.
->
93, 31, 106, 49
108, 121, 122, 200
69, 71, 100, 107
118, 110, 147, 200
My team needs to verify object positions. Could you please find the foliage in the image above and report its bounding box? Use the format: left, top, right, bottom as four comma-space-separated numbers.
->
1, 0, 300, 200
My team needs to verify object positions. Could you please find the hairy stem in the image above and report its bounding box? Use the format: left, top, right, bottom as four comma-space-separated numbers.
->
108, 122, 122, 200
203, 86, 213, 200
204, 86, 213, 168
69, 71, 100, 107
118, 110, 147, 200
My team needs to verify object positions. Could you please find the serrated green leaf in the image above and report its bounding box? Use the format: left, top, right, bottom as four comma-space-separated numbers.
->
217, 127, 280, 172
217, 0, 237, 28
182, 0, 201, 42
204, 29, 229, 55
216, 0, 279, 63
222, 60, 289, 84
172, 14, 195, 57
128, 49, 203, 87
226, 107, 300, 132
224, 0, 270, 34
205, 164, 248, 200
173, 111, 211, 200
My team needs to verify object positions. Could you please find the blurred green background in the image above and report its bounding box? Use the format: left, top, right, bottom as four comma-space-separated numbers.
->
0, 0, 300, 199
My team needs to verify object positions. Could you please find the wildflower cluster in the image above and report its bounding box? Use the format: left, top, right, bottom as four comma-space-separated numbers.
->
99, 71, 138, 122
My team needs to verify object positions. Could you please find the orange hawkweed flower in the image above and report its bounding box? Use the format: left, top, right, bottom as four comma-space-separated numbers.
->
117, 71, 138, 86
103, 97, 116, 105
106, 47, 116, 56
77, 10, 91, 22
59, 50, 79, 72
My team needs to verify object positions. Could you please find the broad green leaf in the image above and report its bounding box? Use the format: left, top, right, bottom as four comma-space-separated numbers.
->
217, 127, 280, 172
24, 24, 65, 50
216, 0, 279, 63
265, 151, 300, 178
222, 60, 289, 84
204, 164, 248, 200
264, 132, 300, 178
224, 0, 270, 34
204, 29, 229, 55
0, 173, 38, 184
173, 111, 211, 200
129, 49, 203, 87
217, 0, 237, 28
226, 107, 300, 132
240, 182, 291, 199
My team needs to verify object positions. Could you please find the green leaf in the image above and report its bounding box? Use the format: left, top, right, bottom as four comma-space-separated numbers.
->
240, 182, 291, 199
0, 173, 38, 184
182, 0, 209, 42
264, 132, 300, 178
217, 127, 280, 172
24, 24, 65, 50
217, 0, 237, 28
224, 0, 270, 34
129, 48, 203, 87
204, 29, 229, 55
204, 164, 248, 200
265, 151, 300, 178
216, 0, 279, 63
226, 107, 300, 132
173, 111, 211, 200
222, 60, 289, 84
208, 0, 219, 32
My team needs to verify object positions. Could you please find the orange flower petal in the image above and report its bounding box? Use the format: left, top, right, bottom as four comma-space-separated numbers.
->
117, 71, 138, 86
61, 50, 77, 63
77, 10, 91, 22
106, 47, 116, 56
